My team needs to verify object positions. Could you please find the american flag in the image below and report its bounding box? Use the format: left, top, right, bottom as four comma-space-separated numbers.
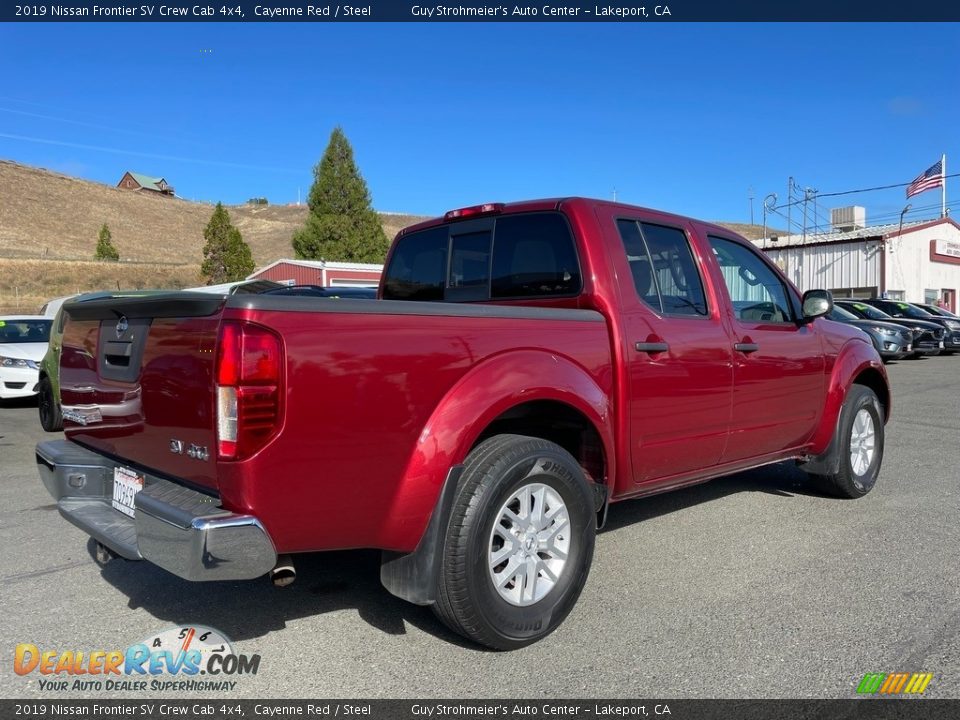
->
906, 159, 944, 198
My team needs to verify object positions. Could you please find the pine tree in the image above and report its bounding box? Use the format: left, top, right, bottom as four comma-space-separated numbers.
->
94, 223, 119, 261
292, 127, 388, 263
201, 203, 255, 284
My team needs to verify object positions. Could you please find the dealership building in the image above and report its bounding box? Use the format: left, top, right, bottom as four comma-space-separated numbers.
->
753, 208, 960, 312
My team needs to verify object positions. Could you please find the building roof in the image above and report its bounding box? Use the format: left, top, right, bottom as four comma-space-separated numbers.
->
249, 258, 384, 277
125, 172, 169, 191
753, 217, 960, 250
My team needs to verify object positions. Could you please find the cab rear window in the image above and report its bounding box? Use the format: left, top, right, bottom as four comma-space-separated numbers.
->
383, 212, 581, 301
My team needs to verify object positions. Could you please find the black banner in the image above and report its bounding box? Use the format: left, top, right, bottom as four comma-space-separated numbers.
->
2, 1, 959, 23
3, 700, 959, 720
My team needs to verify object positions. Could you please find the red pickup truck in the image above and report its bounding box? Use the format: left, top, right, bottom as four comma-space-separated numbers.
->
37, 198, 889, 649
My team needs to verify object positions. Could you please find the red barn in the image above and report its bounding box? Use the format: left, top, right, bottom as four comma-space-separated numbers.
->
249, 259, 383, 287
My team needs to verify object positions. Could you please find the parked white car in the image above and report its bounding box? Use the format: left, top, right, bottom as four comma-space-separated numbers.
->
39, 294, 79, 317
0, 316, 53, 400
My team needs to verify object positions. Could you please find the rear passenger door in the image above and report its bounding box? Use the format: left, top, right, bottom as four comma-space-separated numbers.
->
706, 235, 825, 462
614, 215, 734, 485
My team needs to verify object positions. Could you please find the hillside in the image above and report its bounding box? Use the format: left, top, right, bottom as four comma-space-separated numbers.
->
0, 160, 427, 265
713, 222, 786, 241
0, 159, 778, 313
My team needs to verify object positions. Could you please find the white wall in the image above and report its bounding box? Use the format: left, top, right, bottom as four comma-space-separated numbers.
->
883, 223, 960, 303
763, 240, 881, 294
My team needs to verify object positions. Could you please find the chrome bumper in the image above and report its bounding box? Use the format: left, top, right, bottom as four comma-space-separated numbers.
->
36, 440, 276, 581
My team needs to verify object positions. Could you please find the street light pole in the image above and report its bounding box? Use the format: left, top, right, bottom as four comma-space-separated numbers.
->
888, 203, 911, 298
762, 193, 777, 241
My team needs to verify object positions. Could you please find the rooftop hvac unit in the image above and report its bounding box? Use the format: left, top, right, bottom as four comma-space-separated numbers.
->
831, 206, 866, 232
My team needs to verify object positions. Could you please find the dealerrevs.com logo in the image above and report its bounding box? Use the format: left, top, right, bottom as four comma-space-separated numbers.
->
14, 625, 260, 692
856, 672, 934, 695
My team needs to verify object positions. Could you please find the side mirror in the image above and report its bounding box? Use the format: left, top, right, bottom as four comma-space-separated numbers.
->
802, 289, 833, 321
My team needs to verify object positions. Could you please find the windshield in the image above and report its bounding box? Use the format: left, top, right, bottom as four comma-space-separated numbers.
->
0, 319, 52, 343
887, 302, 935, 320
828, 306, 859, 321
843, 302, 892, 320
921, 304, 959, 319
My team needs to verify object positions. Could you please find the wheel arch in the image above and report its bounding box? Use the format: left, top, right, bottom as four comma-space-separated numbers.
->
382, 349, 614, 547
380, 349, 613, 604
800, 341, 889, 475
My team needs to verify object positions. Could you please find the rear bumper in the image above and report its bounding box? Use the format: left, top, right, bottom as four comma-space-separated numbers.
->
36, 440, 276, 581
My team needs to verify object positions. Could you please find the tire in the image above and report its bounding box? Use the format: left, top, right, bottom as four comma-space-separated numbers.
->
813, 385, 884, 498
433, 434, 596, 650
38, 376, 63, 432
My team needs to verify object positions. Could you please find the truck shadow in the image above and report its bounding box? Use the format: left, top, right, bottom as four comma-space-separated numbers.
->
92, 460, 819, 650
90, 539, 477, 649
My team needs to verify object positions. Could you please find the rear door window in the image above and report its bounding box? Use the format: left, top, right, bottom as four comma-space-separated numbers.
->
616, 219, 708, 316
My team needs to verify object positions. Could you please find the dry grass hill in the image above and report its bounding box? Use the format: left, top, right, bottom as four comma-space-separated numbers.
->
0, 160, 427, 312
0, 159, 779, 313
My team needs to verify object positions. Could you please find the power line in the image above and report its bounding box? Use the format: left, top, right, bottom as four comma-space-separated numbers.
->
770, 173, 960, 212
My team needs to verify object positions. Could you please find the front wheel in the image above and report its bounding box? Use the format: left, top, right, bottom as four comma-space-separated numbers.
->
433, 434, 597, 650
812, 385, 884, 498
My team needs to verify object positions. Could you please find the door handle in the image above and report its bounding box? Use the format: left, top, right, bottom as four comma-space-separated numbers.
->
734, 342, 760, 353
635, 341, 669, 354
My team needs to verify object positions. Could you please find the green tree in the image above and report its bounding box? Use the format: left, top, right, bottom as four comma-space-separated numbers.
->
292, 127, 388, 263
94, 223, 119, 261
201, 202, 255, 284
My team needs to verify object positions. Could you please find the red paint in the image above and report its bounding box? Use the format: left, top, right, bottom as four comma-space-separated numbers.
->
59, 198, 889, 555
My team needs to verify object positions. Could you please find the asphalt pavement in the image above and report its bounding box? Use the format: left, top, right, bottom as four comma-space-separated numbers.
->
1, 356, 958, 699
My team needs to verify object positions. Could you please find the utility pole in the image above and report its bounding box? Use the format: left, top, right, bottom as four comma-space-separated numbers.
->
787, 177, 793, 238
612, 187, 618, 202
802, 187, 817, 241
748, 186, 755, 226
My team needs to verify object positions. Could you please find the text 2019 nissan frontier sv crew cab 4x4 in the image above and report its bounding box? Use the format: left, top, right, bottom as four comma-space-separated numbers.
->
37, 198, 890, 649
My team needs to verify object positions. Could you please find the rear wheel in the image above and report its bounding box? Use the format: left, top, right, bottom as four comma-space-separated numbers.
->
38, 376, 63, 432
812, 385, 884, 498
433, 434, 596, 650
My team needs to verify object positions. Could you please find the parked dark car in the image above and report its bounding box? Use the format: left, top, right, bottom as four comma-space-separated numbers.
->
835, 300, 944, 356
825, 305, 912, 361
860, 298, 960, 353
261, 285, 378, 299
914, 303, 960, 319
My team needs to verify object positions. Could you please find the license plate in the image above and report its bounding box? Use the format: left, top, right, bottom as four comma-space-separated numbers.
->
940, 340, 945, 349
112, 467, 144, 518
907, 344, 912, 352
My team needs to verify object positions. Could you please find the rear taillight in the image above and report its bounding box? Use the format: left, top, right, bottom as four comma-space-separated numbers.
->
215, 321, 283, 460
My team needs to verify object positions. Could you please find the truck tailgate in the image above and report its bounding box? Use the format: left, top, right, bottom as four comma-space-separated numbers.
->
59, 293, 225, 493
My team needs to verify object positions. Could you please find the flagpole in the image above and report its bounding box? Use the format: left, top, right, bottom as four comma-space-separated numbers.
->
942, 153, 947, 218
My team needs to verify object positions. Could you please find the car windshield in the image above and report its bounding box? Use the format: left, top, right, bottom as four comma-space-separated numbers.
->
922, 304, 959, 319
828, 306, 859, 321
0, 319, 52, 343
843, 302, 892, 320
887, 302, 935, 319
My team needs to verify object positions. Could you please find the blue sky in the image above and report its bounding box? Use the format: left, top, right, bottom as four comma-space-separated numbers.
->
0, 22, 957, 231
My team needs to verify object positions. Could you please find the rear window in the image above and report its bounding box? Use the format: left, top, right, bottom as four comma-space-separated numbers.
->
383, 212, 581, 301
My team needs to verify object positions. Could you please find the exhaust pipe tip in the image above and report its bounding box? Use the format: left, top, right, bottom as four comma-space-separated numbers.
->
270, 554, 296, 587
94, 542, 117, 566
